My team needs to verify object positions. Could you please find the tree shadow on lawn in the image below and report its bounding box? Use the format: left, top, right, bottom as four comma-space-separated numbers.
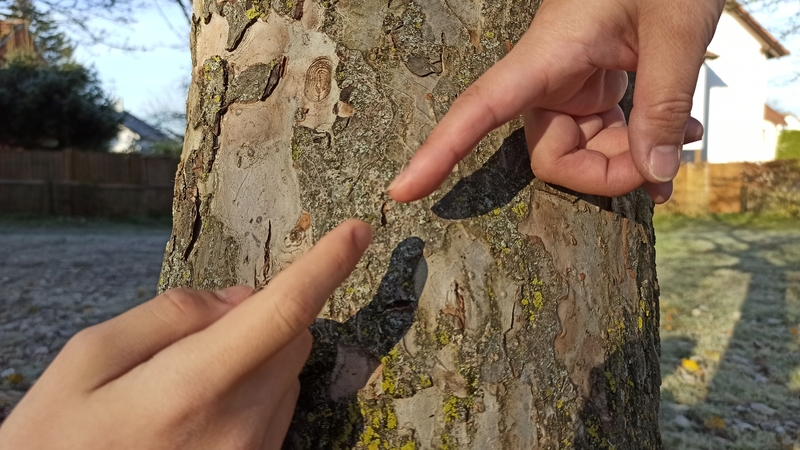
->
659, 226, 800, 449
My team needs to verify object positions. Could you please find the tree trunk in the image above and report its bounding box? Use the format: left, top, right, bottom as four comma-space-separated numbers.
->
159, 0, 662, 448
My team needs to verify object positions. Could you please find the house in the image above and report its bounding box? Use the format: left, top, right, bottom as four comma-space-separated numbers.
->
762, 105, 800, 157
0, 19, 35, 65
110, 110, 177, 154
785, 113, 800, 131
763, 104, 787, 157
684, 0, 790, 164
3, 21, 176, 154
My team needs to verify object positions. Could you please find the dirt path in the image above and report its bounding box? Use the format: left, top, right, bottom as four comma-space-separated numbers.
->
656, 218, 800, 449
0, 221, 170, 420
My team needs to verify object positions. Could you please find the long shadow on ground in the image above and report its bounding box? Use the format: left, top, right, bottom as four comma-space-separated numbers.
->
659, 222, 800, 449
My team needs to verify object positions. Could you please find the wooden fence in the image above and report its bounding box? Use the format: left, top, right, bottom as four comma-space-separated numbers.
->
4, 151, 793, 218
659, 161, 800, 216
0, 150, 179, 217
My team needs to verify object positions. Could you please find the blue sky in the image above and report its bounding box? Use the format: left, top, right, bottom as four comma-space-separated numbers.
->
750, 4, 800, 116
70, 0, 191, 124
73, 2, 800, 123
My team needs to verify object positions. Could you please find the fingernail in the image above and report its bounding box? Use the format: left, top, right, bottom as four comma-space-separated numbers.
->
215, 286, 252, 304
352, 223, 373, 252
648, 145, 681, 182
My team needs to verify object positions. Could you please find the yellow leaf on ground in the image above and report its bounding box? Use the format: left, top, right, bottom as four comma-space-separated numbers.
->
791, 327, 799, 336
704, 350, 720, 362
5, 373, 23, 385
681, 359, 700, 372
704, 416, 726, 429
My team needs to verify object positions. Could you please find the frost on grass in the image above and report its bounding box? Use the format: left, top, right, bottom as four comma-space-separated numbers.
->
655, 216, 800, 449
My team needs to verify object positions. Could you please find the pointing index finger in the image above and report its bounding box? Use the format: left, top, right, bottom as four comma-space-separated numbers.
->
160, 220, 372, 391
388, 44, 549, 203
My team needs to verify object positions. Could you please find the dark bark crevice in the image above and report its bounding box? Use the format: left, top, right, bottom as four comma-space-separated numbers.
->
183, 195, 203, 261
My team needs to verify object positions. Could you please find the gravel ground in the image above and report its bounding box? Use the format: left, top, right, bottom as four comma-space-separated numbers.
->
0, 220, 170, 421
1, 216, 797, 448
655, 216, 800, 449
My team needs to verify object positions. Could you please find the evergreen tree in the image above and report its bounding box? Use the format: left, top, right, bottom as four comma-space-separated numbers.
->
0, 56, 119, 150
0, 0, 118, 151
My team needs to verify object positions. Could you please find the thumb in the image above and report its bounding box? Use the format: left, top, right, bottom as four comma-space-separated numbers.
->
628, 0, 722, 183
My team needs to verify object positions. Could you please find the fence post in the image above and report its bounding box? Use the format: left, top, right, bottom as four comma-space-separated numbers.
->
63, 148, 74, 182
47, 179, 55, 216
130, 153, 143, 185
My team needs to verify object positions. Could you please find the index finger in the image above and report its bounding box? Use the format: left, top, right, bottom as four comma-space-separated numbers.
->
387, 41, 550, 203
160, 220, 372, 390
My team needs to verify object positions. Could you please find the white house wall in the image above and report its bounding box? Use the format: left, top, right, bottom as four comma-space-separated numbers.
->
762, 119, 781, 157
110, 127, 141, 153
695, 12, 774, 163
684, 64, 707, 153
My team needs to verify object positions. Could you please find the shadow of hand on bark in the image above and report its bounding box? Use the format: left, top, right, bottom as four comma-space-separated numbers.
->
431, 128, 621, 220
431, 128, 534, 220
283, 237, 427, 450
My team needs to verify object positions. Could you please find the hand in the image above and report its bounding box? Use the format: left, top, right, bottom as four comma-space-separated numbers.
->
388, 0, 724, 203
0, 220, 372, 450
524, 105, 703, 202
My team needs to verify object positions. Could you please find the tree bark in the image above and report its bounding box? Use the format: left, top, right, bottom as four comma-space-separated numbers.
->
160, 0, 662, 448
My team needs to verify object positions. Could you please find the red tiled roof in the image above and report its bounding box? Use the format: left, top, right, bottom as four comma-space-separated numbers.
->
727, 0, 790, 59
764, 104, 788, 126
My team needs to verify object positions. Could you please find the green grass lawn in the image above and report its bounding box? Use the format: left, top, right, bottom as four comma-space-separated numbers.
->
777, 130, 800, 161
655, 214, 800, 449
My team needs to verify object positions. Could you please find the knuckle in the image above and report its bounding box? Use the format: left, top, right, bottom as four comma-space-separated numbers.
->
529, 152, 556, 182
64, 326, 101, 353
153, 394, 214, 442
60, 325, 110, 362
640, 94, 694, 132
458, 83, 503, 130
159, 288, 209, 320
274, 299, 316, 333
155, 371, 220, 421
140, 288, 221, 336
